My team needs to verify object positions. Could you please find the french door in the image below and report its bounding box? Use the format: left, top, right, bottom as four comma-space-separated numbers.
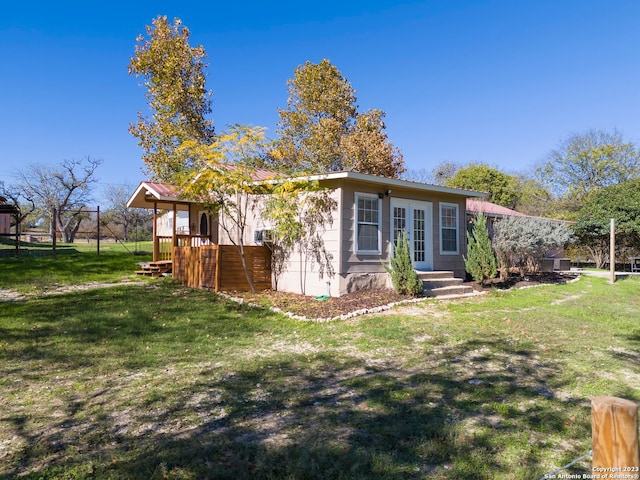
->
391, 200, 433, 270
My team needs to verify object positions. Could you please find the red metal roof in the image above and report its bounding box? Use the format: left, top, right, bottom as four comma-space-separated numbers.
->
466, 198, 527, 217
143, 181, 181, 199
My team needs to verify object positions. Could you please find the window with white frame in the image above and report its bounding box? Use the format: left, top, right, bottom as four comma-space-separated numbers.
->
440, 203, 459, 254
355, 193, 381, 254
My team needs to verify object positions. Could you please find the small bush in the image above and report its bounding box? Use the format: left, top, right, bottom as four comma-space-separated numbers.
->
384, 231, 423, 296
464, 212, 497, 284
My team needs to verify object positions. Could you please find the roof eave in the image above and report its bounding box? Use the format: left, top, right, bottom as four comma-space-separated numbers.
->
283, 171, 486, 198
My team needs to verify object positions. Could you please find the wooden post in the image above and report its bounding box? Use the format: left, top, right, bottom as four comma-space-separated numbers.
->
172, 204, 177, 247
14, 210, 19, 256
96, 206, 100, 256
214, 245, 221, 292
52, 207, 57, 259
152, 202, 159, 262
592, 396, 640, 469
610, 218, 616, 284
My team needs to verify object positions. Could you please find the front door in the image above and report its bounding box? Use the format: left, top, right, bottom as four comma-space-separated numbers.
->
391, 199, 433, 271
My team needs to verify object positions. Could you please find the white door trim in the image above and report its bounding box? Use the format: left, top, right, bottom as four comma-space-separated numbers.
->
390, 199, 433, 270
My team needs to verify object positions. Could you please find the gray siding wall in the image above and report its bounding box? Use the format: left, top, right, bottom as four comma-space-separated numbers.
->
339, 182, 469, 293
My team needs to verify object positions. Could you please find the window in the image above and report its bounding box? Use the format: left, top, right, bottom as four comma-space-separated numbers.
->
440, 203, 459, 254
355, 193, 381, 254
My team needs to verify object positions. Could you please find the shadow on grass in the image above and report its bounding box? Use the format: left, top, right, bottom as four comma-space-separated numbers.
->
3, 334, 592, 479
0, 283, 274, 370
0, 249, 151, 289
609, 328, 640, 401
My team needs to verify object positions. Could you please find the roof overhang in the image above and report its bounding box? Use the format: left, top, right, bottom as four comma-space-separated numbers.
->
0, 204, 20, 214
260, 171, 486, 198
126, 181, 191, 211
126, 171, 485, 211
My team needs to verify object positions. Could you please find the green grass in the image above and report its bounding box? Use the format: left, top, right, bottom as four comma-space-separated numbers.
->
0, 254, 639, 479
0, 241, 152, 292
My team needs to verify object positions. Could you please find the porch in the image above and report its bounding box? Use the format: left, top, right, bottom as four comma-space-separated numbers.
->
173, 244, 271, 292
141, 236, 272, 293
154, 234, 211, 262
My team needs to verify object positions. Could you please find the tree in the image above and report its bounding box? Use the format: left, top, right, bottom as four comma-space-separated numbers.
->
537, 129, 640, 202
430, 161, 461, 185
129, 16, 215, 182
512, 175, 554, 217
340, 109, 405, 177
101, 184, 150, 242
464, 212, 497, 284
13, 157, 102, 243
402, 161, 461, 185
384, 231, 423, 296
445, 163, 520, 208
0, 181, 36, 228
573, 178, 640, 268
178, 125, 272, 293
271, 59, 404, 178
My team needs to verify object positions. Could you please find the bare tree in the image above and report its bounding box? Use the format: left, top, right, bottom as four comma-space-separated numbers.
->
14, 157, 102, 243
102, 183, 139, 242
0, 181, 36, 227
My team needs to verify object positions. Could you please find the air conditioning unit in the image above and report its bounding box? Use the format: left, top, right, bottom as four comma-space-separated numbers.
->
253, 229, 274, 245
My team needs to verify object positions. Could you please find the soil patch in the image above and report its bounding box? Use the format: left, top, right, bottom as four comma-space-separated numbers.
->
232, 289, 411, 320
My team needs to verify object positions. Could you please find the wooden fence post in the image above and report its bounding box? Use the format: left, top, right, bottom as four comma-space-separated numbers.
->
592, 396, 640, 469
610, 218, 616, 284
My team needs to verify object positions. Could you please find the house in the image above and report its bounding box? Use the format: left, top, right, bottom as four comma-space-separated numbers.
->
0, 196, 21, 253
156, 210, 189, 237
465, 198, 570, 269
127, 171, 485, 296
465, 198, 527, 238
0, 196, 12, 235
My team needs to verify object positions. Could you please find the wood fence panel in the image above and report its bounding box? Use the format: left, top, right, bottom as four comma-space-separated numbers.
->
187, 246, 202, 288
201, 246, 218, 289
172, 244, 271, 292
173, 247, 186, 285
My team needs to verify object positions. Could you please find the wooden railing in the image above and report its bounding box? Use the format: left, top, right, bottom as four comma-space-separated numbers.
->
156, 236, 173, 262
154, 235, 212, 261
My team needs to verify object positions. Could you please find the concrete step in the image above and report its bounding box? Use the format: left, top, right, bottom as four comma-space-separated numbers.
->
422, 277, 464, 289
416, 270, 454, 280
418, 270, 474, 298
423, 284, 476, 298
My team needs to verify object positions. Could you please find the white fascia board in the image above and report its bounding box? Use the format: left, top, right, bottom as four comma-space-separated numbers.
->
263, 171, 486, 198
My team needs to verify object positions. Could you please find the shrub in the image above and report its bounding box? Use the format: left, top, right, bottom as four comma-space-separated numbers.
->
493, 216, 574, 277
464, 212, 497, 284
384, 231, 423, 296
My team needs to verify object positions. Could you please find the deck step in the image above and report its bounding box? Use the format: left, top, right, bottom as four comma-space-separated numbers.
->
136, 261, 173, 277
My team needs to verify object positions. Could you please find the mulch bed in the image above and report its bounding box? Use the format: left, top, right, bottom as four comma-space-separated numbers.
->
467, 272, 578, 291
228, 272, 578, 319
231, 288, 411, 320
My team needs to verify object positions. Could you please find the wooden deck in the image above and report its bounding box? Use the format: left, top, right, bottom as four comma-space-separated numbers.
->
172, 244, 271, 292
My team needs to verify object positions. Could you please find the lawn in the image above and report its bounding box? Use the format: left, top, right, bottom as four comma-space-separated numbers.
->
0, 241, 152, 292
0, 251, 638, 479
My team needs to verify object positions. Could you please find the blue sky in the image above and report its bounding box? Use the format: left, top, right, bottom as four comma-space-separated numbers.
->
1, 1, 639, 204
